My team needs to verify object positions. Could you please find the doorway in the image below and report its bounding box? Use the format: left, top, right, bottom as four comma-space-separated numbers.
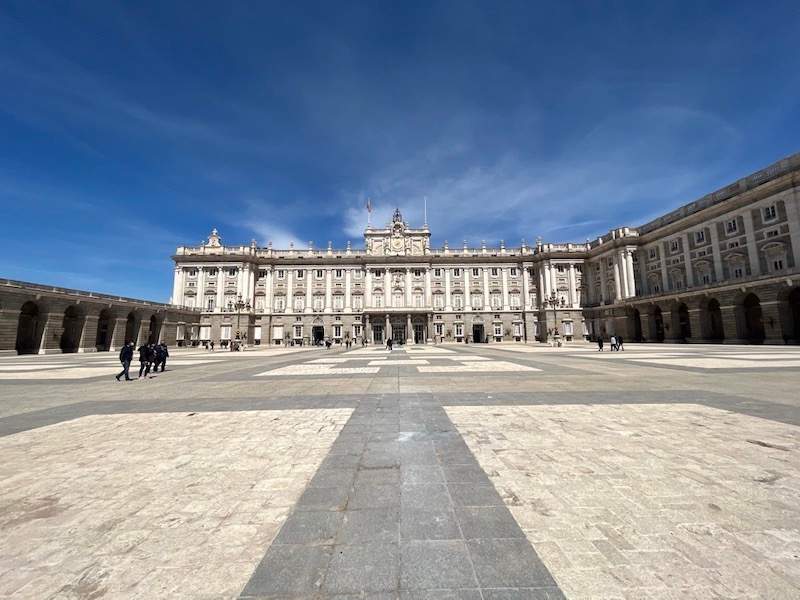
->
312, 325, 325, 345
413, 324, 425, 344
392, 325, 406, 344
372, 324, 383, 344
472, 324, 485, 343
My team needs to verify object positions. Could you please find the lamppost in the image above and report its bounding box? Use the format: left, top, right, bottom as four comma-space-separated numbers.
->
544, 292, 565, 345
233, 294, 251, 351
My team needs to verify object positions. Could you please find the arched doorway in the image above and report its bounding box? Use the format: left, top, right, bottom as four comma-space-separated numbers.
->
653, 307, 665, 342
124, 312, 137, 345
60, 306, 85, 353
705, 299, 724, 342
15, 301, 43, 355
742, 294, 765, 343
147, 315, 161, 344
677, 304, 691, 341
790, 288, 800, 343
631, 309, 643, 341
95, 309, 112, 351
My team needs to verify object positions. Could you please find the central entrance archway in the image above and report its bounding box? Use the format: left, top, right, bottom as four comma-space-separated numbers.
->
15, 301, 43, 355
95, 309, 112, 351
705, 299, 724, 341
60, 306, 85, 353
742, 294, 765, 343
472, 324, 485, 343
677, 304, 691, 341
653, 307, 665, 342
312, 325, 325, 345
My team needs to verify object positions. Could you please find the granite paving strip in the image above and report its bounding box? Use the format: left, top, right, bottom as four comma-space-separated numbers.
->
238, 394, 564, 599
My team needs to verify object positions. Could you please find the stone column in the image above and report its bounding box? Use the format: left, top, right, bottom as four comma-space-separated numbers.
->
567, 264, 577, 307
305, 269, 313, 313
0, 307, 21, 355
197, 268, 206, 310
216, 267, 225, 312
109, 317, 129, 350
638, 251, 649, 296
445, 268, 452, 311
682, 234, 694, 289
625, 251, 636, 297
660, 249, 669, 293
613, 254, 623, 302
325, 268, 333, 312
38, 311, 66, 354
78, 315, 99, 353
761, 299, 784, 344
285, 270, 293, 314
687, 308, 704, 343
549, 263, 557, 299
784, 191, 800, 268
136, 318, 150, 346
384, 270, 391, 308
407, 313, 413, 344
405, 268, 412, 307
425, 268, 432, 307
482, 268, 490, 309
463, 268, 469, 303
720, 304, 743, 344
501, 267, 509, 310
345, 269, 352, 312
522, 265, 531, 310
385, 314, 391, 341
365, 269, 373, 308
171, 266, 183, 306
742, 210, 760, 276
538, 265, 546, 307
599, 260, 608, 305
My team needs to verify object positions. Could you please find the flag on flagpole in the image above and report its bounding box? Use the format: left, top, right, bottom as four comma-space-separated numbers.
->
365, 198, 372, 213
365, 198, 372, 227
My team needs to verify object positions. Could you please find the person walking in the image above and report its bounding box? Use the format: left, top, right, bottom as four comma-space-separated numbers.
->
597, 337, 604, 352
617, 335, 625, 351
116, 341, 134, 381
156, 343, 169, 371
210, 340, 215, 351
610, 335, 617, 351
152, 342, 162, 372
138, 342, 153, 378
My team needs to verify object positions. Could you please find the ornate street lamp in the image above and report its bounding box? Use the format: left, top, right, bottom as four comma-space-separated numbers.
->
544, 292, 566, 344
233, 294, 251, 351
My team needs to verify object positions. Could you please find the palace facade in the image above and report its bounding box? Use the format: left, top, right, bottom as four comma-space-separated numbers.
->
170, 152, 800, 347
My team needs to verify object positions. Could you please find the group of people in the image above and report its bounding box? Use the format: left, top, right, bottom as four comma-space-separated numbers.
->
597, 335, 625, 352
116, 341, 170, 381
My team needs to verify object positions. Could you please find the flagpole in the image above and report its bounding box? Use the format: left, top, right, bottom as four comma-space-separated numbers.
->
424, 196, 428, 227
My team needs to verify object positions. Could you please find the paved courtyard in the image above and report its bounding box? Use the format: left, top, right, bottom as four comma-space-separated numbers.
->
1, 343, 799, 599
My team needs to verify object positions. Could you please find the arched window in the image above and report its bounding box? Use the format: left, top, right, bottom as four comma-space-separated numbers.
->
490, 292, 502, 309
393, 289, 404, 307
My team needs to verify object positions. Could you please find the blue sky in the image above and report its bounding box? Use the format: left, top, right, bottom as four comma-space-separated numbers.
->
1, 1, 799, 302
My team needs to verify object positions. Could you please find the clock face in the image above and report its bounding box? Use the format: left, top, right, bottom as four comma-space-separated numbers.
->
391, 237, 404, 252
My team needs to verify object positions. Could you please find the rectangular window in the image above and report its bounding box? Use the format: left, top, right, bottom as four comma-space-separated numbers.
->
353, 324, 362, 337
494, 324, 502, 337
670, 240, 679, 253
702, 273, 712, 284
455, 323, 463, 338
728, 240, 740, 249
200, 325, 211, 340
333, 324, 342, 338
352, 296, 363, 310
434, 268, 442, 277
276, 270, 285, 280
648, 248, 657, 259
773, 258, 785, 271
726, 219, 738, 234
413, 269, 422, 277
374, 295, 383, 307
472, 268, 480, 277
293, 297, 304, 311
491, 268, 498, 277
563, 321, 574, 336
453, 295, 463, 309
313, 296, 324, 311
453, 268, 462, 277
733, 267, 744, 278
296, 269, 304, 279
316, 269, 324, 279
274, 297, 285, 311
556, 265, 565, 273
227, 268, 237, 277
695, 230, 706, 244
333, 296, 344, 310
374, 269, 383, 277
435, 323, 443, 336
208, 268, 218, 276
206, 297, 215, 311
433, 295, 444, 309
353, 270, 362, 279
766, 229, 779, 238
763, 205, 777, 221
471, 294, 482, 309
335, 269, 343, 279
294, 325, 303, 339
510, 268, 517, 277
220, 325, 231, 340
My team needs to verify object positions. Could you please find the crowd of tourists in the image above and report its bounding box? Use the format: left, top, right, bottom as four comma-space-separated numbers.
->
115, 341, 170, 381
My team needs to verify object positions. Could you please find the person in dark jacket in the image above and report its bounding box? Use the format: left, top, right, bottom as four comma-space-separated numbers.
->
116, 341, 134, 381
616, 335, 625, 351
138, 343, 154, 378
158, 343, 169, 371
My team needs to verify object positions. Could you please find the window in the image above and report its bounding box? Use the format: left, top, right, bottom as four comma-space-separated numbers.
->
374, 269, 383, 277
433, 294, 444, 309
453, 268, 462, 277
435, 323, 443, 336
274, 296, 286, 311
726, 219, 738, 234
556, 265, 565, 273
670, 240, 679, 253
513, 323, 522, 337
393, 291, 404, 307
208, 268, 218, 276
296, 269, 304, 279
333, 295, 344, 310
186, 268, 198, 278
470, 293, 483, 309
510, 268, 517, 277
773, 258, 785, 271
563, 321, 574, 336
206, 297, 215, 311
510, 293, 521, 308
455, 323, 464, 338
494, 324, 502, 337
491, 268, 499, 277
728, 240, 740, 249
353, 270, 362, 280
766, 229, 779, 238
701, 273, 712, 284
227, 268, 237, 277
220, 325, 231, 340
413, 269, 422, 277
294, 325, 303, 339
763, 205, 777, 221
333, 324, 342, 339
255, 297, 264, 311
434, 268, 442, 277
313, 296, 324, 311
316, 269, 324, 279
276, 270, 285, 280
374, 295, 383, 308
490, 293, 502, 309
472, 268, 480, 277
648, 248, 657, 259
733, 266, 744, 278
414, 292, 423, 308
695, 230, 706, 244
293, 297, 304, 312
452, 294, 464, 309
335, 269, 343, 279
352, 295, 363, 310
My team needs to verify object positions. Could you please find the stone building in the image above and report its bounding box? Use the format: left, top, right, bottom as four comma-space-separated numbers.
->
172, 152, 800, 347
171, 209, 587, 346
0, 279, 199, 355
